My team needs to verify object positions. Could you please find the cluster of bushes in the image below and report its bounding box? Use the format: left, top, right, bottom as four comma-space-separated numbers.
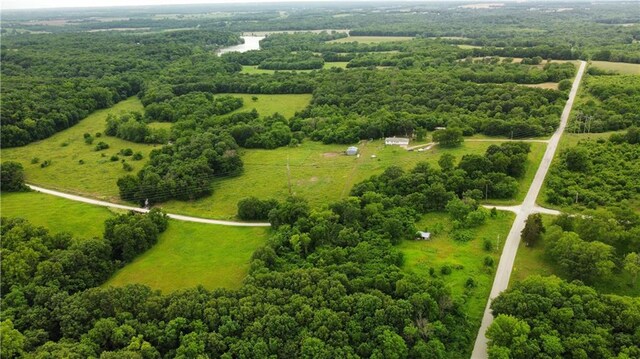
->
0, 161, 27, 192
105, 112, 169, 144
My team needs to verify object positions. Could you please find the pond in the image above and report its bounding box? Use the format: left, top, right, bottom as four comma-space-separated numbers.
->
216, 36, 264, 56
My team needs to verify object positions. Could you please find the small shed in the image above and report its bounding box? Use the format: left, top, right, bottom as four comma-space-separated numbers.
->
416, 231, 431, 240
385, 137, 410, 146
346, 146, 359, 156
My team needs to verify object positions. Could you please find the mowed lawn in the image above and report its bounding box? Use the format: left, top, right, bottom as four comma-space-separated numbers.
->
0, 191, 268, 292
399, 211, 515, 341
328, 36, 414, 43
0, 97, 155, 201
590, 61, 640, 75
162, 140, 506, 219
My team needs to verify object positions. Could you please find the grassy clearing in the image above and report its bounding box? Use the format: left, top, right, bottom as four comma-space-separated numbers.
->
240, 62, 349, 75
223, 93, 312, 118
399, 210, 515, 342
0, 97, 155, 201
105, 221, 268, 292
521, 82, 559, 90
328, 36, 414, 44
161, 140, 514, 219
0, 191, 268, 292
0, 191, 115, 239
590, 61, 640, 75
147, 122, 173, 130
510, 215, 640, 296
457, 44, 483, 49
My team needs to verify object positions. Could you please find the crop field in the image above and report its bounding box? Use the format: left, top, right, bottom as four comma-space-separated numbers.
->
0, 191, 268, 292
521, 82, 559, 90
105, 221, 268, 292
328, 36, 414, 43
0, 97, 155, 201
590, 61, 640, 75
399, 210, 516, 335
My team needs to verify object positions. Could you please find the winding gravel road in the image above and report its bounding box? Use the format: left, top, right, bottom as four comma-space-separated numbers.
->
26, 184, 271, 227
471, 60, 586, 358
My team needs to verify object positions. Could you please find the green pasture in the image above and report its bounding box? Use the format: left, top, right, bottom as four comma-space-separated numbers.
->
0, 97, 154, 201
399, 210, 516, 337
0, 191, 268, 292
105, 221, 268, 292
224, 93, 312, 118
162, 140, 510, 219
240, 61, 349, 74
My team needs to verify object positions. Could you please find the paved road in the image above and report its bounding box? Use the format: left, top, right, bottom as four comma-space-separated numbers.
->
26, 184, 272, 227
481, 204, 561, 216
471, 60, 586, 358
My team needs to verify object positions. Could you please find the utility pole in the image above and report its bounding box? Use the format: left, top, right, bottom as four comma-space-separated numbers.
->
485, 183, 488, 200
496, 235, 500, 252
575, 192, 579, 204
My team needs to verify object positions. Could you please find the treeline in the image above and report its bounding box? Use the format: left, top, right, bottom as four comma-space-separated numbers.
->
105, 112, 168, 144
295, 69, 566, 143
0, 30, 242, 148
487, 276, 640, 358
545, 128, 640, 209
454, 61, 576, 84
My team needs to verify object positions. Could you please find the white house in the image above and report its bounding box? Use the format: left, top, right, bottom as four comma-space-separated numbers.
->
416, 231, 431, 240
346, 146, 358, 156
385, 137, 410, 146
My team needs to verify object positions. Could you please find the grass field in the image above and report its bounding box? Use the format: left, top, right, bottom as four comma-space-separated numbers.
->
105, 221, 268, 292
223, 93, 312, 118
240, 62, 349, 74
1, 97, 155, 201
0, 191, 268, 292
457, 44, 483, 49
510, 215, 640, 296
328, 36, 414, 44
399, 210, 515, 343
1, 191, 115, 238
161, 140, 509, 219
590, 61, 640, 75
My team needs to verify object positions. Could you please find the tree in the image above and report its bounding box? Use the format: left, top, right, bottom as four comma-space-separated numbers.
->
0, 320, 25, 359
521, 213, 544, 246
432, 128, 463, 148
438, 153, 455, 172
563, 147, 591, 172
0, 161, 27, 192
624, 252, 640, 288
486, 315, 530, 353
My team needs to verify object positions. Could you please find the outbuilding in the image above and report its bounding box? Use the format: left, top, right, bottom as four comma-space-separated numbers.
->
416, 231, 431, 240
385, 137, 410, 146
346, 146, 359, 156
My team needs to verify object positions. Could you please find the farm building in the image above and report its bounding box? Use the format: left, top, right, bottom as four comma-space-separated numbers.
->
385, 137, 410, 146
346, 146, 359, 156
416, 231, 431, 240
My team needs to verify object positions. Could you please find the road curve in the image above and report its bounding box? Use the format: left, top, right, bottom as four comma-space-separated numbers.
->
26, 184, 272, 227
471, 60, 586, 358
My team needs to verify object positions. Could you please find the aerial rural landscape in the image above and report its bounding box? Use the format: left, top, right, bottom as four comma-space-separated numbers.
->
0, 0, 639, 358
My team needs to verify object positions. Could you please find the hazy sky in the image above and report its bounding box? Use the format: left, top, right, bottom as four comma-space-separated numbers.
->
2, 0, 333, 10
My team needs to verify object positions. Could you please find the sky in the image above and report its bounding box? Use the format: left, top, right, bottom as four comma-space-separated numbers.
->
2, 0, 339, 10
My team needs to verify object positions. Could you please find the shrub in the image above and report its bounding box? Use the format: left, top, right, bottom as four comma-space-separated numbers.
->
61, 141, 70, 147
440, 265, 452, 275
95, 132, 102, 137
558, 79, 572, 91
40, 160, 51, 168
123, 162, 133, 172
484, 256, 495, 267
429, 267, 436, 277
78, 159, 85, 165
132, 152, 144, 161
84, 136, 94, 145
452, 229, 473, 242
94, 142, 109, 151
120, 148, 133, 156
1, 161, 27, 191
30, 157, 39, 164
465, 277, 477, 289
483, 238, 494, 252
110, 155, 119, 162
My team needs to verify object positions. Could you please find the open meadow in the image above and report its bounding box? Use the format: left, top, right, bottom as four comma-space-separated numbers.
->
590, 60, 640, 75
240, 62, 349, 74
328, 36, 414, 43
0, 191, 268, 292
